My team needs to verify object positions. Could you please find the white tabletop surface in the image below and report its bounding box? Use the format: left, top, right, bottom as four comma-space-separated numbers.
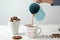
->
0, 25, 60, 40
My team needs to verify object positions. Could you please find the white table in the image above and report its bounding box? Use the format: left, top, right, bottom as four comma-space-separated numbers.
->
0, 25, 60, 40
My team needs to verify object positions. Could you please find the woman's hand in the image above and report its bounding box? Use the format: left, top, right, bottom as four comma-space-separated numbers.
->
33, 0, 42, 3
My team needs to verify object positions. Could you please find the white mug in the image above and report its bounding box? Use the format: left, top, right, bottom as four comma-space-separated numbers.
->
25, 25, 41, 38
8, 21, 20, 35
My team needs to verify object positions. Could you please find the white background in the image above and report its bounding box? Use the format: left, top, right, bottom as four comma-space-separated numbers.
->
0, 0, 60, 25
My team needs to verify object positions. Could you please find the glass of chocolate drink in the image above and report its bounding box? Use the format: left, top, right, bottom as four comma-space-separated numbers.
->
8, 16, 20, 35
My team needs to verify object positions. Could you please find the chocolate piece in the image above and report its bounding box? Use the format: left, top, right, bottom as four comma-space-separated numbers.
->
9, 16, 20, 22
12, 36, 22, 39
49, 33, 60, 38
18, 19, 20, 21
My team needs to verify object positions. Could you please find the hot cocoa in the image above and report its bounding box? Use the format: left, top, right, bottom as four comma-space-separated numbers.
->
25, 24, 36, 27
8, 16, 20, 35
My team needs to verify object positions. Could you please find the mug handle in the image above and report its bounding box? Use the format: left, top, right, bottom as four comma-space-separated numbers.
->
36, 27, 41, 35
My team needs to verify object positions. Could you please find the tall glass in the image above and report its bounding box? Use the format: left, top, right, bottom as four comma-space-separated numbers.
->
8, 20, 20, 35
